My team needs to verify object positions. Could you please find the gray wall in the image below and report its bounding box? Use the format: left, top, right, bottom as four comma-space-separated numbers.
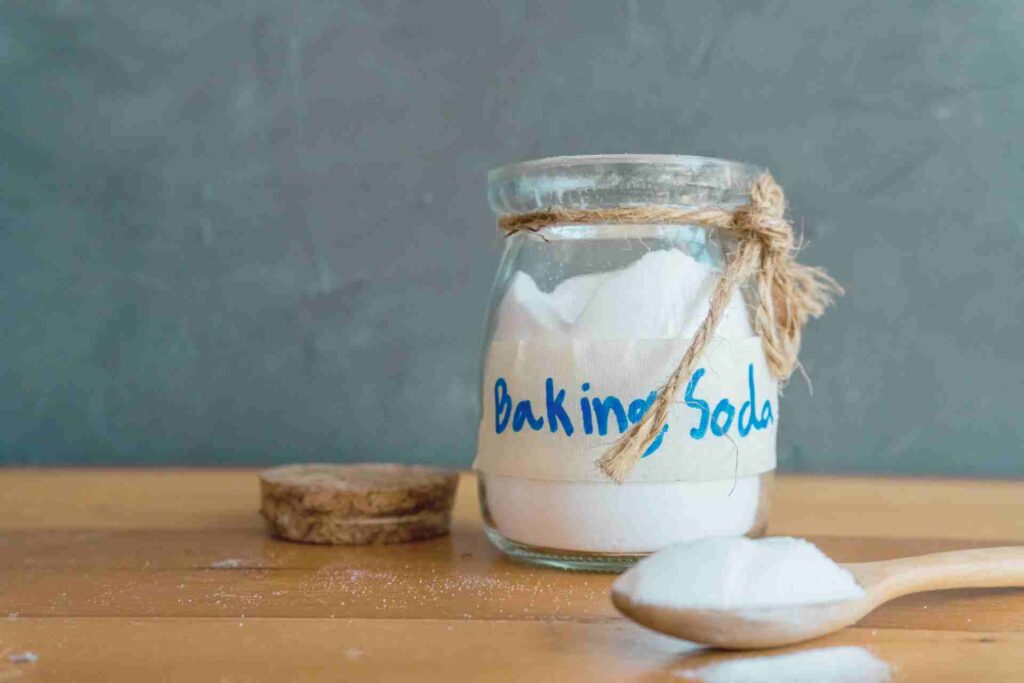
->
2, 1, 1022, 475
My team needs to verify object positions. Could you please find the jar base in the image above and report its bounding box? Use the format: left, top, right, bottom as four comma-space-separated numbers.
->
484, 520, 769, 572
478, 472, 773, 572
483, 525, 645, 572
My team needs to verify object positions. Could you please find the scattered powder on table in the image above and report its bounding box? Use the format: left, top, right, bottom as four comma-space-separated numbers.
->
674, 646, 891, 683
8, 652, 39, 664
210, 558, 247, 569
614, 537, 864, 610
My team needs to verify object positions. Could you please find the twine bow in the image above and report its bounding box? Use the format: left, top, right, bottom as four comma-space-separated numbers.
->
498, 174, 842, 483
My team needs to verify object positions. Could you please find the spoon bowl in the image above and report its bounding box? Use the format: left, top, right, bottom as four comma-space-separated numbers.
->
611, 590, 878, 649
612, 546, 1024, 649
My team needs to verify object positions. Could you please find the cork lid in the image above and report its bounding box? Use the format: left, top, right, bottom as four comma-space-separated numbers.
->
259, 463, 459, 518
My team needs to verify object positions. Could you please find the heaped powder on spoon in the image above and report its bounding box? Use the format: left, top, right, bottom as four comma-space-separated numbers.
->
614, 537, 864, 610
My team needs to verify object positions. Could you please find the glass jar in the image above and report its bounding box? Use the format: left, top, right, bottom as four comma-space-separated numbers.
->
475, 155, 776, 571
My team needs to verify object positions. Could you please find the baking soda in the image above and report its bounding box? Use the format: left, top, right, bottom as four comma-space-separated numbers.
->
485, 248, 765, 553
549, 271, 610, 323
614, 537, 864, 610
674, 646, 891, 683
484, 475, 762, 554
572, 249, 753, 340
491, 271, 568, 339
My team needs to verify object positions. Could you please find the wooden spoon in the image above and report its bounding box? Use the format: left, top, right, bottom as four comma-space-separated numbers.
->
611, 546, 1024, 650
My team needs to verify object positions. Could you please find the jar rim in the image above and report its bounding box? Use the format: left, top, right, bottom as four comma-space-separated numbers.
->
488, 153, 757, 183
487, 154, 764, 217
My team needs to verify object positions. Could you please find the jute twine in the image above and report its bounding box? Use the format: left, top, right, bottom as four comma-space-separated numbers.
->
498, 174, 842, 483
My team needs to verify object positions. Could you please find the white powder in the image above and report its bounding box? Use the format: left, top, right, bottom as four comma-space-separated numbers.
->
210, 558, 247, 569
8, 652, 39, 664
674, 646, 891, 683
614, 537, 864, 610
485, 249, 764, 553
549, 271, 610, 323
572, 250, 753, 340
491, 271, 568, 340
491, 249, 753, 342
484, 475, 762, 554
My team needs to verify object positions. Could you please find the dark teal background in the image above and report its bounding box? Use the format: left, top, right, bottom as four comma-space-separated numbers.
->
2, 2, 1022, 474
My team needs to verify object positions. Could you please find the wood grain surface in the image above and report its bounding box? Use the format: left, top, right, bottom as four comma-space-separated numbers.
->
1, 470, 1023, 681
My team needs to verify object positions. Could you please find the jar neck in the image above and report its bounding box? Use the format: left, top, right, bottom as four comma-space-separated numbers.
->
488, 154, 762, 217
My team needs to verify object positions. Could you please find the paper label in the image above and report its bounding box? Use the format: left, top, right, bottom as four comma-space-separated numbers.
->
473, 337, 777, 483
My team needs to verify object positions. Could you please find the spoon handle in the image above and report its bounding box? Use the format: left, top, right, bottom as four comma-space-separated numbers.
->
855, 546, 1024, 599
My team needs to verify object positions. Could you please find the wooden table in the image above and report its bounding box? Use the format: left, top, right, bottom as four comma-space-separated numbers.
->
1, 470, 1023, 681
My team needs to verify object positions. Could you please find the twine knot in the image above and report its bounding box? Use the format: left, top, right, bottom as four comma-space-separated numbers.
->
498, 174, 842, 483
731, 176, 792, 257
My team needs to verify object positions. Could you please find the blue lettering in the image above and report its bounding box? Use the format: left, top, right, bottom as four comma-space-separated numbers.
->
593, 396, 628, 436
494, 371, 769, 444
512, 401, 544, 432
580, 397, 594, 435
628, 391, 658, 423
684, 369, 710, 439
642, 424, 669, 458
545, 377, 574, 436
711, 399, 736, 436
738, 364, 756, 436
494, 378, 511, 434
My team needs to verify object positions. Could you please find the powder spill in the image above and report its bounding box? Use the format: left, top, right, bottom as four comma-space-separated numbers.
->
7, 652, 38, 664
674, 646, 891, 683
210, 558, 247, 569
614, 537, 864, 610
293, 565, 584, 618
